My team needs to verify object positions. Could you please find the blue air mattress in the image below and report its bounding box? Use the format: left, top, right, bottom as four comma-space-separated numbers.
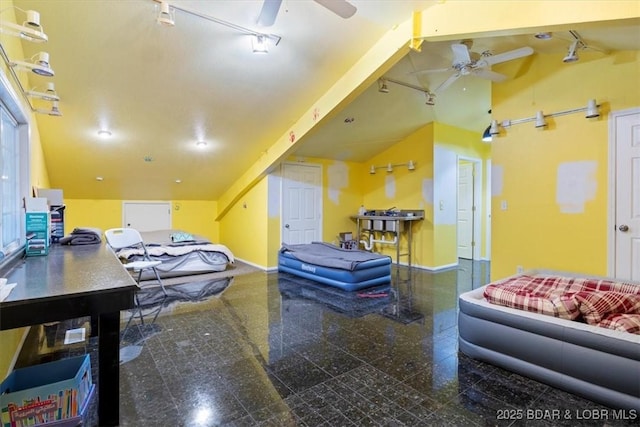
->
278, 242, 392, 291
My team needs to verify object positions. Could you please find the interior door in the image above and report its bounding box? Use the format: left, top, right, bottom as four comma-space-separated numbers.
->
457, 161, 474, 259
613, 109, 640, 280
123, 201, 171, 232
282, 163, 322, 244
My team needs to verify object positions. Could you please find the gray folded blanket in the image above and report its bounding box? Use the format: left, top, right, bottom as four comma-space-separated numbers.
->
60, 227, 103, 245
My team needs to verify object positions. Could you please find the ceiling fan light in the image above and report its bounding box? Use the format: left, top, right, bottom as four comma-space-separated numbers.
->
585, 99, 600, 118
535, 111, 547, 128
252, 34, 269, 54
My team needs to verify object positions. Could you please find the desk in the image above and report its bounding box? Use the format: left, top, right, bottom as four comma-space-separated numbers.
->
0, 244, 137, 426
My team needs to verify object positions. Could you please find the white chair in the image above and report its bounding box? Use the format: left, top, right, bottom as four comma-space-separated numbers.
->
104, 228, 167, 295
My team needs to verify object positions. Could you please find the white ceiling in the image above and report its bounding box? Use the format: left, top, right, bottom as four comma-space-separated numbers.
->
5, 0, 640, 200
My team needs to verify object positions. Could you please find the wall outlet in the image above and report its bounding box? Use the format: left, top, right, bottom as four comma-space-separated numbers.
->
516, 265, 524, 274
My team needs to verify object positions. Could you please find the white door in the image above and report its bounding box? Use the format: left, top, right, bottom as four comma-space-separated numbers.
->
282, 163, 322, 244
612, 109, 640, 280
123, 201, 171, 232
457, 161, 474, 259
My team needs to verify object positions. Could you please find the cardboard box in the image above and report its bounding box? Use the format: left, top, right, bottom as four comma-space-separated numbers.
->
0, 355, 93, 426
25, 197, 49, 212
26, 212, 50, 256
35, 189, 64, 207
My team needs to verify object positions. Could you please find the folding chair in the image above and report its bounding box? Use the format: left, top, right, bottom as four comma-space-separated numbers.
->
104, 228, 167, 295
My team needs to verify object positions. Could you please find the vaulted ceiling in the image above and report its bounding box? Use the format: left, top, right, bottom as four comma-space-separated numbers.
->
4, 1, 639, 200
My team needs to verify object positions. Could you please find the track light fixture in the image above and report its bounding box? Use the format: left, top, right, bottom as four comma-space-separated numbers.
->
534, 111, 547, 128
482, 125, 492, 142
35, 100, 62, 116
377, 79, 389, 93
157, 1, 175, 26
0, 6, 48, 43
379, 77, 435, 105
25, 82, 60, 102
369, 161, 416, 174
151, 0, 281, 53
562, 40, 580, 63
252, 34, 269, 54
496, 99, 600, 134
10, 51, 55, 76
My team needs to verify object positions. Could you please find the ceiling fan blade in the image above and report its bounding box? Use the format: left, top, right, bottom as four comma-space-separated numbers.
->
451, 43, 471, 66
434, 73, 461, 94
484, 46, 534, 65
472, 69, 507, 82
257, 0, 282, 27
314, 0, 357, 19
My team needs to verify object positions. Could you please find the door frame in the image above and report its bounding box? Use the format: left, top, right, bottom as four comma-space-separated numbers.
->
280, 162, 323, 244
607, 106, 640, 277
457, 155, 483, 260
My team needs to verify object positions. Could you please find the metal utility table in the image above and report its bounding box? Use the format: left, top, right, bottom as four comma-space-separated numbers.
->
352, 210, 424, 268
0, 244, 137, 426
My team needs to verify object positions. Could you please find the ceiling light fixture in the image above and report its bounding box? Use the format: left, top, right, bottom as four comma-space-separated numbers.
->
562, 40, 580, 63
489, 120, 499, 136
0, 6, 48, 43
25, 82, 60, 102
152, 0, 281, 52
380, 76, 435, 106
499, 99, 600, 133
535, 111, 547, 128
377, 79, 389, 93
482, 125, 492, 142
97, 129, 112, 138
157, 1, 175, 26
534, 32, 552, 40
35, 100, 62, 116
585, 99, 600, 118
369, 161, 416, 174
196, 140, 207, 147
251, 34, 268, 54
10, 51, 55, 76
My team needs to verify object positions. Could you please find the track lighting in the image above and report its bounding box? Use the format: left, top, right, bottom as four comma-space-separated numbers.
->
10, 51, 55, 77
0, 7, 48, 43
369, 161, 416, 174
25, 82, 60, 102
498, 99, 600, 132
379, 77, 435, 106
157, 1, 175, 26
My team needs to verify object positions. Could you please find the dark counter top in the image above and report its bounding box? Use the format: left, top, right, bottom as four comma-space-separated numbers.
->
1, 243, 137, 306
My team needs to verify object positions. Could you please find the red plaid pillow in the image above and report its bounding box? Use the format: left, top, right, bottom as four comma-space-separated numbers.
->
574, 291, 640, 325
598, 313, 640, 335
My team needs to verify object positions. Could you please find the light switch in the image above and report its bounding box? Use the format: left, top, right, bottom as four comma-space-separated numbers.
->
439, 200, 444, 211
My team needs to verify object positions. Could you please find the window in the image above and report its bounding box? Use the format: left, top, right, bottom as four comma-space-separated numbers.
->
0, 73, 29, 262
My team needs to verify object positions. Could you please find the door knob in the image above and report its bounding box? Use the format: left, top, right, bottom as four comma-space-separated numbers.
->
619, 224, 629, 232
285, 224, 290, 229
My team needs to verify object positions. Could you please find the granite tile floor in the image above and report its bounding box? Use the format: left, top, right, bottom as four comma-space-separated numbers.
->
17, 261, 636, 426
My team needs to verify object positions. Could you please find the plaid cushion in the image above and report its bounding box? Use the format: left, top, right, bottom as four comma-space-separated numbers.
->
574, 291, 640, 325
598, 313, 640, 335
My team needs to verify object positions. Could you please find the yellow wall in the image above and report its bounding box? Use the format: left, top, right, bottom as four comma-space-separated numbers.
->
220, 177, 269, 267
63, 199, 219, 242
0, 0, 50, 380
364, 124, 435, 267
491, 50, 640, 279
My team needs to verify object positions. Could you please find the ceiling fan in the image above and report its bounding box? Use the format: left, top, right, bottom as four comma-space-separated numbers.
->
257, 0, 357, 27
413, 39, 534, 94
